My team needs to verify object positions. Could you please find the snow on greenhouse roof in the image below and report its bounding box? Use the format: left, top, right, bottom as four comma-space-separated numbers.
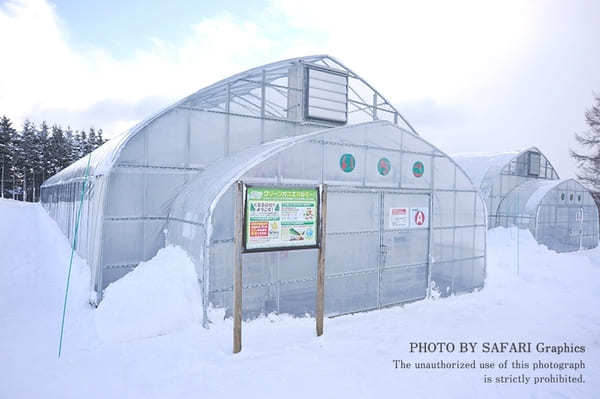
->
42, 55, 418, 188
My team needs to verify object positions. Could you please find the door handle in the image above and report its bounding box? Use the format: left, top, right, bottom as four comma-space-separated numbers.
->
381, 244, 391, 263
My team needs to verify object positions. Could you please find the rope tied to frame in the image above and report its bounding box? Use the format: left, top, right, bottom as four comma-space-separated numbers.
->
58, 152, 92, 358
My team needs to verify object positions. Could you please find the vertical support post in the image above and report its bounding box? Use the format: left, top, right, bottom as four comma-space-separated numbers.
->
233, 181, 244, 353
316, 184, 327, 337
260, 69, 266, 143
516, 192, 519, 276
426, 156, 436, 297
372, 92, 378, 121
225, 84, 231, 156
579, 207, 584, 251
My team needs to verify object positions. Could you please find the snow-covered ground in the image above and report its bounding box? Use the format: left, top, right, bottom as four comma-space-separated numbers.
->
1, 199, 599, 398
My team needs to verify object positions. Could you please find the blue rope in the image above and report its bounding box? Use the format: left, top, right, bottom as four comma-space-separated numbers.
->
58, 153, 92, 358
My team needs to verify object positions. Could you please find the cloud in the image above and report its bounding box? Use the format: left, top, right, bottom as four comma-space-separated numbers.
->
1, 0, 599, 178
0, 1, 278, 135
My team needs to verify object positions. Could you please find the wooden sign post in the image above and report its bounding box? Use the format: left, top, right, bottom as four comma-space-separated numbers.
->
232, 182, 327, 353
316, 184, 327, 336
233, 181, 244, 354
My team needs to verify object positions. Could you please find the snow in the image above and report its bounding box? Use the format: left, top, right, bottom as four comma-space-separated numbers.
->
94, 246, 203, 343
2, 198, 600, 398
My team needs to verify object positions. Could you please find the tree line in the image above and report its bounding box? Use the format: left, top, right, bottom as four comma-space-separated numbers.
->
0, 115, 107, 202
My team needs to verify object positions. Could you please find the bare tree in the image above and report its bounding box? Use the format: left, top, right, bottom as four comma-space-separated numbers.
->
571, 95, 600, 201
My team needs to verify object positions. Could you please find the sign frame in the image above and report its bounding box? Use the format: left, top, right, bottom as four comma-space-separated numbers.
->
242, 184, 322, 253
233, 182, 328, 353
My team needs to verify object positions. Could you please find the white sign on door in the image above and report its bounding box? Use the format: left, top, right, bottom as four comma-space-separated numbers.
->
389, 207, 409, 229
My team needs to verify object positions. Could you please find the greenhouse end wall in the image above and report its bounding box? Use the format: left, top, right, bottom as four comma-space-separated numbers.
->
166, 121, 487, 322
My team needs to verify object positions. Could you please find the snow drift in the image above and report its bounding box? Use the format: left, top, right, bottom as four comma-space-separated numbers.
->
94, 246, 202, 342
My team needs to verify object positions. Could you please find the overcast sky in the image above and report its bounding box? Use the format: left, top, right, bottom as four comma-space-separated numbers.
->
1, 0, 599, 177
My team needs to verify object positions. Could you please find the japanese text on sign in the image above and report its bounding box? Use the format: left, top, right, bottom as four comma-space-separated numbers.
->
245, 187, 319, 250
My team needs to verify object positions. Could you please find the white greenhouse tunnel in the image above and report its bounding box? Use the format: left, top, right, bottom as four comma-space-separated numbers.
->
40, 55, 488, 323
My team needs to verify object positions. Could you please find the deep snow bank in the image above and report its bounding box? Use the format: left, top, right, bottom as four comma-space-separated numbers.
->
94, 246, 202, 342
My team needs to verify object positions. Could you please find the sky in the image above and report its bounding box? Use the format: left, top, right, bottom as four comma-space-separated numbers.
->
0, 0, 599, 178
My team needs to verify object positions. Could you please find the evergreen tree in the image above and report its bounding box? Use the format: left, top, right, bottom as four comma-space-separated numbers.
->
9, 122, 25, 199
20, 120, 37, 201
49, 125, 68, 174
64, 126, 76, 164
79, 130, 87, 158
88, 127, 97, 151
37, 121, 50, 186
571, 95, 600, 201
97, 128, 105, 147
0, 116, 17, 198
0, 115, 107, 202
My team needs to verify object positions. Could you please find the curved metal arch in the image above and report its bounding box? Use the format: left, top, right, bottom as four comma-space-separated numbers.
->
179, 54, 418, 135
478, 146, 561, 189
498, 146, 560, 178
42, 55, 420, 190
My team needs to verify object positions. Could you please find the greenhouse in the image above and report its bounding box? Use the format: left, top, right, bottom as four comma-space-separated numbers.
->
454, 147, 560, 228
41, 55, 486, 323
496, 179, 599, 252
454, 148, 599, 252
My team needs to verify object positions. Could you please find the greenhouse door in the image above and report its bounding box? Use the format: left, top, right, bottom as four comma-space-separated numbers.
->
379, 192, 430, 306
562, 205, 583, 251
325, 190, 430, 315
577, 207, 584, 250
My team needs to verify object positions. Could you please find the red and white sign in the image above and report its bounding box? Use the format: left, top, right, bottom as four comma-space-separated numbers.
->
389, 207, 409, 229
410, 207, 429, 228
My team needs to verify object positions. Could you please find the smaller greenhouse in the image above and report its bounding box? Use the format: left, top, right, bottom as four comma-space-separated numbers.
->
454, 147, 560, 228
497, 179, 599, 252
455, 148, 599, 252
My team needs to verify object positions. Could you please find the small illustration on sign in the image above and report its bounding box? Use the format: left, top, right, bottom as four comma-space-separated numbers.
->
340, 153, 356, 173
377, 157, 391, 176
412, 161, 424, 178
410, 207, 429, 228
414, 210, 425, 225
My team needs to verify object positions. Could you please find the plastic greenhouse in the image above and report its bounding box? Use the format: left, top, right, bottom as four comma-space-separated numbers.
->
455, 148, 599, 252
41, 55, 486, 323
496, 179, 599, 252
454, 147, 560, 228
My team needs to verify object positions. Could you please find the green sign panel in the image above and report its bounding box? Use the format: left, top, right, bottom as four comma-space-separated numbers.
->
339, 153, 356, 173
412, 161, 424, 178
377, 157, 391, 176
245, 187, 318, 251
